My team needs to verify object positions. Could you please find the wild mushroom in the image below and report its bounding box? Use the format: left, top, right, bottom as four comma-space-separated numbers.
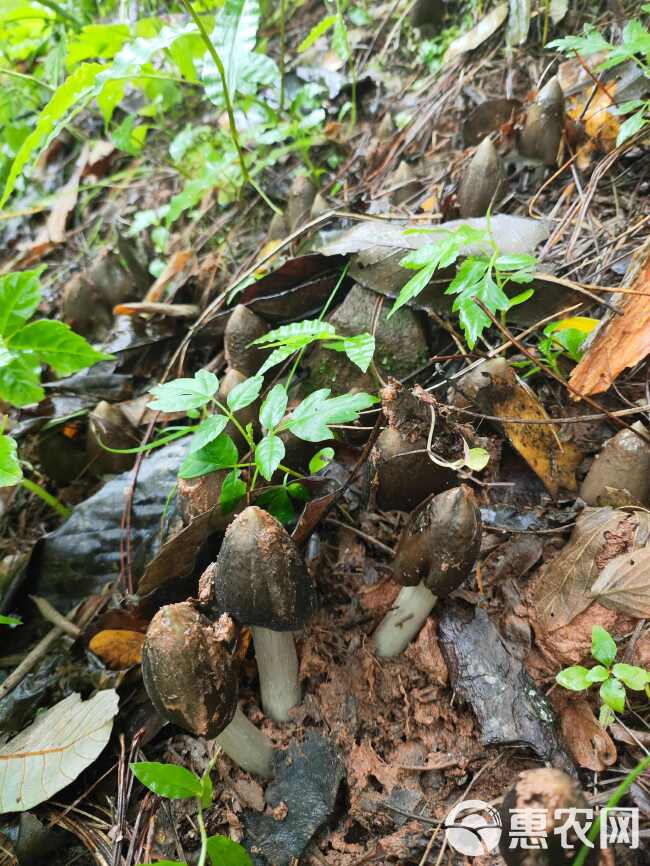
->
142, 601, 274, 778
373, 486, 481, 658
518, 76, 565, 166
224, 305, 269, 376
499, 768, 599, 865
213, 506, 317, 723
457, 137, 505, 218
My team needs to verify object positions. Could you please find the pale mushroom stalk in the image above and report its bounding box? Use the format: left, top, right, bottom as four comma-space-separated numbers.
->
250, 626, 300, 725
215, 704, 274, 778
373, 583, 437, 658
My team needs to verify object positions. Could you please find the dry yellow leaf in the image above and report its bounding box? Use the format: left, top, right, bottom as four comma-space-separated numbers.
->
89, 629, 145, 669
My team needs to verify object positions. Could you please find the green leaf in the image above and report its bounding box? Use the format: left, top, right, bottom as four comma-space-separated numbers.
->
309, 446, 335, 474
616, 108, 647, 146
255, 434, 285, 481
332, 13, 350, 62
1, 63, 106, 207
0, 614, 22, 627
464, 447, 490, 472
149, 370, 219, 413
612, 663, 648, 691
0, 268, 44, 338
200, 771, 214, 808
0, 433, 22, 487
328, 332, 375, 372
556, 666, 591, 691
288, 391, 378, 442
600, 677, 626, 714
227, 374, 263, 412
494, 254, 537, 271
592, 625, 617, 667
257, 345, 295, 376
259, 383, 288, 431
220, 468, 246, 515
96, 23, 197, 85
178, 434, 239, 479
585, 665, 610, 684
599, 704, 615, 728
66, 23, 130, 68
389, 260, 437, 317
547, 26, 611, 56
206, 834, 253, 866
298, 15, 337, 53
0, 356, 44, 407
252, 319, 336, 347
129, 762, 202, 800
255, 486, 294, 524
190, 415, 229, 453
9, 320, 113, 376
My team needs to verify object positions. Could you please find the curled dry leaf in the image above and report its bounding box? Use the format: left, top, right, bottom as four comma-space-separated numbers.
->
88, 629, 145, 669
528, 507, 650, 631
0, 690, 119, 813
590, 546, 650, 618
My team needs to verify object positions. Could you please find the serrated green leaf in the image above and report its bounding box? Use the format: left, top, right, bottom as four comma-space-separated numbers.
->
556, 666, 591, 691
600, 677, 626, 714
252, 319, 336, 346
190, 415, 229, 452
227, 374, 263, 412
592, 625, 617, 667
298, 15, 337, 53
0, 355, 44, 407
309, 446, 335, 474
220, 468, 246, 515
617, 109, 647, 146
547, 26, 610, 56
0, 268, 44, 339
178, 433, 239, 479
585, 665, 609, 684
0, 433, 22, 487
612, 663, 648, 691
389, 260, 438, 317
129, 762, 201, 800
9, 320, 113, 376
323, 332, 375, 372
1, 63, 107, 207
259, 383, 288, 431
255, 434, 285, 481
288, 391, 378, 442
257, 345, 296, 376
206, 835, 253, 866
149, 370, 219, 412
66, 23, 130, 68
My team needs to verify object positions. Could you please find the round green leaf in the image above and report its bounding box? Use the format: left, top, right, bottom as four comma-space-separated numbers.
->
259, 383, 288, 431
308, 446, 334, 475
585, 665, 609, 684
592, 625, 617, 667
556, 666, 591, 691
255, 434, 285, 482
612, 663, 648, 691
600, 677, 626, 714
130, 762, 201, 800
206, 835, 253, 866
227, 374, 263, 412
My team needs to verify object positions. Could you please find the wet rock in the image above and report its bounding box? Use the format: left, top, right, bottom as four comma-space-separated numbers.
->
457, 138, 506, 217
224, 305, 270, 377
305, 283, 429, 393
580, 421, 650, 506
518, 76, 565, 166
244, 730, 344, 866
439, 604, 574, 773
287, 175, 316, 231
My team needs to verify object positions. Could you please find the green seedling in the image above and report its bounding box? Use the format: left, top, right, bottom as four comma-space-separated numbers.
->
517, 315, 598, 377
392, 222, 536, 348
556, 625, 650, 728
0, 268, 112, 516
0, 614, 21, 627
548, 12, 650, 146
130, 760, 252, 866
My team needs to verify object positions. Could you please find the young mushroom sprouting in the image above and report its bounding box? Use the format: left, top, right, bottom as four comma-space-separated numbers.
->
499, 768, 599, 865
373, 486, 481, 658
142, 601, 274, 778
214, 506, 317, 723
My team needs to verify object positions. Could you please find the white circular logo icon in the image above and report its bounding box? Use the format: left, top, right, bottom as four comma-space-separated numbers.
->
444, 799, 502, 856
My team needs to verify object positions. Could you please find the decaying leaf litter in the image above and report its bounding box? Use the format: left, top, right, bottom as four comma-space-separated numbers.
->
0, 0, 649, 864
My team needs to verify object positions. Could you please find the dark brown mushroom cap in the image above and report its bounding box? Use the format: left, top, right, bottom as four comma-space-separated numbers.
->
499, 768, 599, 865
142, 602, 239, 738
214, 506, 317, 631
393, 485, 481, 595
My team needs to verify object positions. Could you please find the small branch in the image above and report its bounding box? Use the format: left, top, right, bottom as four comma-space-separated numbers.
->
30, 595, 81, 637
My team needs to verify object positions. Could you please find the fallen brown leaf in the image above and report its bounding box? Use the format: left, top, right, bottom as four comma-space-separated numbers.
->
570, 237, 650, 396
590, 546, 650, 617
88, 629, 145, 669
557, 699, 617, 771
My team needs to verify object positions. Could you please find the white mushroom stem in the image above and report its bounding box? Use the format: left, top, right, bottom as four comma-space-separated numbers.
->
251, 625, 301, 723
373, 582, 437, 658
215, 704, 274, 778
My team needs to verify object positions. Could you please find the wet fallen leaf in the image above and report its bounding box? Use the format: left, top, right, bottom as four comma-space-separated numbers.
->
590, 546, 650, 618
454, 358, 582, 496
0, 690, 119, 813
557, 699, 617, 771
89, 629, 145, 669
528, 507, 650, 631
444, 3, 508, 63
570, 237, 650, 396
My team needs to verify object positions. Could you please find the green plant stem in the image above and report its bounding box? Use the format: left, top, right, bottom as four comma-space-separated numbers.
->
180, 0, 280, 214
0, 68, 54, 91
572, 753, 650, 866
196, 801, 209, 866
20, 478, 71, 519
279, 0, 287, 112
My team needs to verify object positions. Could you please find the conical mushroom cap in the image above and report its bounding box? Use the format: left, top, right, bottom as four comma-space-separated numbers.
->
142, 602, 238, 738
214, 506, 316, 630
393, 485, 481, 594
519, 76, 565, 166
457, 138, 505, 218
